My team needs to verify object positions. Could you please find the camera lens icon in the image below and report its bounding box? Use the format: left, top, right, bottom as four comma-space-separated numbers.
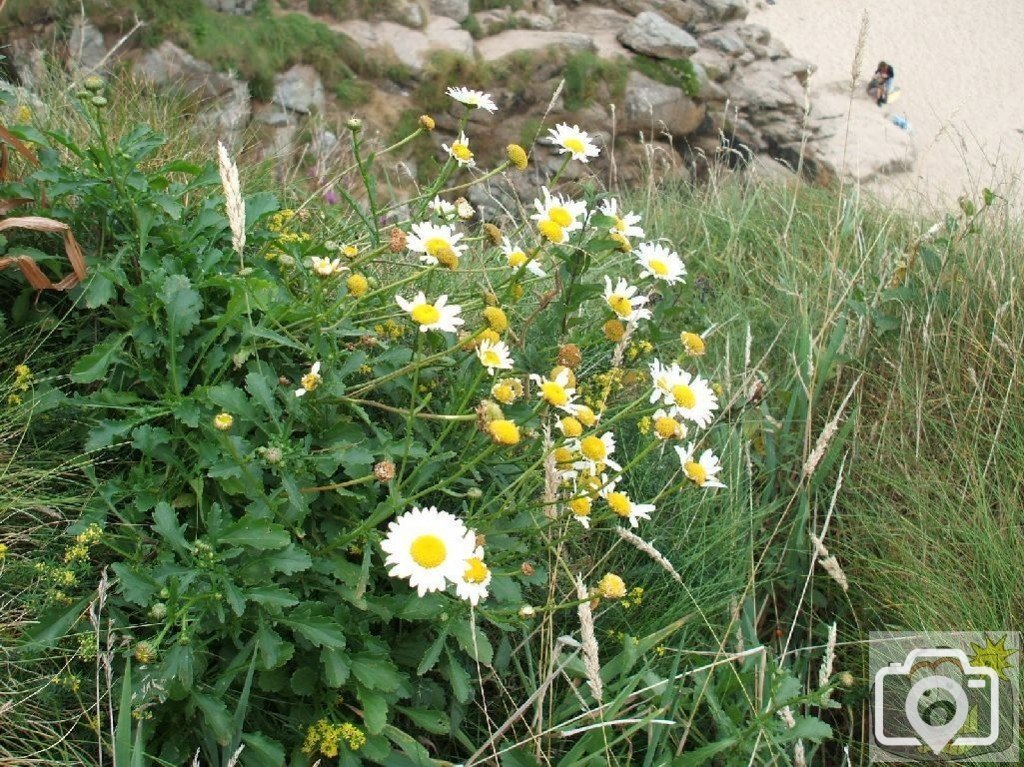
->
874, 649, 999, 756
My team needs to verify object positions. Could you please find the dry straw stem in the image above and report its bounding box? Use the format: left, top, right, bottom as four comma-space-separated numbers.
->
802, 375, 861, 479
575, 575, 602, 706
614, 526, 682, 583
217, 141, 246, 259
0, 216, 88, 291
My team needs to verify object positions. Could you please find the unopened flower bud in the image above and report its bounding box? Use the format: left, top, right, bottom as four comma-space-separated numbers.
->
506, 143, 528, 170
518, 605, 536, 619
483, 222, 502, 246
346, 117, 363, 132
373, 460, 396, 482
418, 114, 436, 131
389, 227, 407, 253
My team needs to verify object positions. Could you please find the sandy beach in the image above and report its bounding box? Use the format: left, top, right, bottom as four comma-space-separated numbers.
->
748, 0, 1024, 213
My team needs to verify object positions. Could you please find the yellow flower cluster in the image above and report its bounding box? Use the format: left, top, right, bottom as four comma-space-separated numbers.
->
8, 363, 34, 405
302, 719, 366, 757
264, 209, 312, 260
373, 320, 405, 342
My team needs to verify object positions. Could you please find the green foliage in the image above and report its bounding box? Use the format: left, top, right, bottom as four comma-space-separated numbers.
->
563, 52, 630, 111
632, 55, 701, 99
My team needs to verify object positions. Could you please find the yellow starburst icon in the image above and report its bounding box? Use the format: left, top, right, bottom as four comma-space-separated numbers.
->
968, 634, 1017, 680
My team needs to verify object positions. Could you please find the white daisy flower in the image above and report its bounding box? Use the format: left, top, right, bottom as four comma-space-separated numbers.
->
295, 361, 322, 397
652, 408, 688, 440
442, 132, 475, 167
311, 256, 346, 277
407, 221, 467, 267
476, 339, 514, 375
380, 507, 477, 596
634, 242, 686, 285
604, 275, 651, 322
429, 195, 457, 221
675, 444, 726, 489
600, 484, 656, 528
446, 86, 498, 113
566, 495, 593, 529
649, 359, 679, 404
530, 187, 588, 245
529, 369, 579, 415
454, 546, 492, 606
546, 123, 600, 163
599, 198, 645, 240
569, 432, 622, 474
396, 292, 465, 333
500, 237, 546, 277
664, 370, 718, 427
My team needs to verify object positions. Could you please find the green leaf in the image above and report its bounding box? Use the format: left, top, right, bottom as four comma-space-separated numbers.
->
445, 649, 472, 704
452, 619, 494, 664
22, 595, 90, 646
192, 692, 233, 746
152, 502, 191, 554
416, 628, 449, 675
245, 586, 298, 609
673, 737, 738, 766
240, 732, 286, 767
284, 614, 347, 649
70, 333, 126, 384
83, 271, 117, 308
244, 192, 278, 226
161, 274, 203, 339
111, 562, 158, 606
395, 706, 450, 735
208, 383, 260, 422
322, 648, 351, 687
255, 623, 292, 670
244, 543, 312, 576
85, 419, 134, 451
350, 654, 404, 692
218, 517, 290, 550
788, 716, 832, 743
244, 371, 280, 419
163, 643, 195, 692
500, 746, 542, 767
114, 660, 133, 767
357, 687, 388, 735
290, 666, 318, 696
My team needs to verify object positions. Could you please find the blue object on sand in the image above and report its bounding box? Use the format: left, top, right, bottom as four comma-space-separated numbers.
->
891, 115, 911, 132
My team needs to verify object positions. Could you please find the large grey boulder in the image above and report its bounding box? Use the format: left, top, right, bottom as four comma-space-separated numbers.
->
699, 28, 747, 56
273, 65, 325, 114
476, 30, 596, 63
386, 0, 427, 28
618, 11, 698, 59
430, 0, 470, 22
691, 47, 734, 82
694, 0, 747, 21
622, 70, 705, 136
67, 18, 106, 72
201, 0, 257, 13
614, 0, 704, 26
337, 17, 473, 77
725, 59, 805, 113
133, 42, 250, 143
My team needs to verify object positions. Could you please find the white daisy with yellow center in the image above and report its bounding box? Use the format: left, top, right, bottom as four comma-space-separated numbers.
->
396, 292, 465, 333
501, 236, 546, 277
295, 361, 322, 398
648, 359, 679, 404
530, 369, 579, 415
381, 507, 477, 596
652, 408, 687, 441
665, 370, 718, 427
569, 432, 622, 474
454, 546, 492, 605
530, 187, 587, 245
311, 256, 346, 277
546, 123, 601, 163
407, 221, 466, 267
476, 339, 514, 375
598, 198, 645, 240
603, 275, 651, 322
635, 242, 687, 285
442, 131, 476, 167
566, 495, 593, 529
675, 444, 726, 489
446, 86, 498, 113
600, 484, 656, 528
429, 195, 457, 221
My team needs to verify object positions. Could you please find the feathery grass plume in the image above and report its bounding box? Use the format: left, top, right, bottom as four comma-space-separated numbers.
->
575, 574, 602, 705
819, 621, 837, 688
810, 533, 849, 593
614, 527, 682, 583
802, 376, 860, 479
217, 141, 245, 260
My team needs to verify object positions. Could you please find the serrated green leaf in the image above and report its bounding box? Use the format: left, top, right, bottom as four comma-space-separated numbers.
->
193, 692, 232, 746
111, 562, 158, 606
357, 687, 388, 734
71, 333, 126, 384
351, 654, 404, 692
396, 706, 449, 735
218, 517, 290, 550
322, 648, 351, 687
284, 614, 347, 649
452, 619, 493, 664
245, 586, 298, 609
240, 732, 285, 767
416, 628, 449, 675
152, 502, 191, 554
162, 274, 202, 338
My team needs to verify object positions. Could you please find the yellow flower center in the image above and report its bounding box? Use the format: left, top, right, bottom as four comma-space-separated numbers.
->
614, 217, 627, 232
685, 461, 707, 486
560, 417, 583, 438
492, 383, 514, 403
654, 417, 680, 439
464, 557, 489, 583
568, 496, 591, 517
410, 534, 447, 568
483, 306, 508, 332
606, 492, 632, 517
681, 332, 706, 356
563, 137, 585, 155
425, 237, 455, 261
553, 447, 574, 466
672, 384, 696, 409
411, 303, 441, 325
347, 274, 368, 297
580, 435, 607, 462
537, 219, 565, 243
598, 573, 626, 599
575, 405, 597, 427
481, 350, 502, 367
301, 372, 322, 392
541, 381, 569, 406
489, 419, 520, 445
608, 294, 633, 317
548, 206, 573, 228
610, 232, 632, 252
508, 251, 527, 268
451, 142, 473, 162
649, 259, 668, 276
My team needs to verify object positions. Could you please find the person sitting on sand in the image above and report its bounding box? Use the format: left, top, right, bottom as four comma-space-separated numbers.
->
867, 61, 895, 106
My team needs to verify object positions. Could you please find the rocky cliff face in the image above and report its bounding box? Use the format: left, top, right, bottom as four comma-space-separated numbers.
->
1, 0, 915, 207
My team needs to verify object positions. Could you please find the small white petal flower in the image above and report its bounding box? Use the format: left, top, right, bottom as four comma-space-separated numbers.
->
429, 195, 457, 221
603, 275, 651, 322
546, 123, 600, 163
295, 361, 322, 398
635, 242, 686, 285
446, 86, 498, 113
529, 369, 579, 414
675, 443, 726, 489
476, 339, 514, 375
311, 256, 346, 277
380, 507, 477, 596
599, 198, 645, 239
601, 483, 656, 528
453, 546, 492, 605
442, 132, 475, 167
569, 432, 622, 474
407, 221, 467, 266
396, 292, 465, 333
530, 187, 588, 245
651, 408, 688, 440
500, 236, 546, 277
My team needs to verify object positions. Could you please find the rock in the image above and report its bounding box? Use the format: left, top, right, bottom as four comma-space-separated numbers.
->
690, 61, 727, 101
622, 70, 705, 136
430, 0, 469, 22
749, 154, 798, 180
614, 0, 704, 26
476, 30, 596, 63
618, 11, 698, 59
772, 57, 816, 86
513, 10, 557, 30
273, 64, 325, 114
8, 39, 47, 88
699, 28, 746, 56
337, 17, 473, 77
735, 23, 771, 46
67, 18, 106, 72
694, 0, 747, 21
133, 41, 250, 143
474, 8, 511, 35
725, 60, 805, 112
562, 5, 634, 59
201, 0, 257, 13
691, 47, 733, 81
386, 0, 427, 28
